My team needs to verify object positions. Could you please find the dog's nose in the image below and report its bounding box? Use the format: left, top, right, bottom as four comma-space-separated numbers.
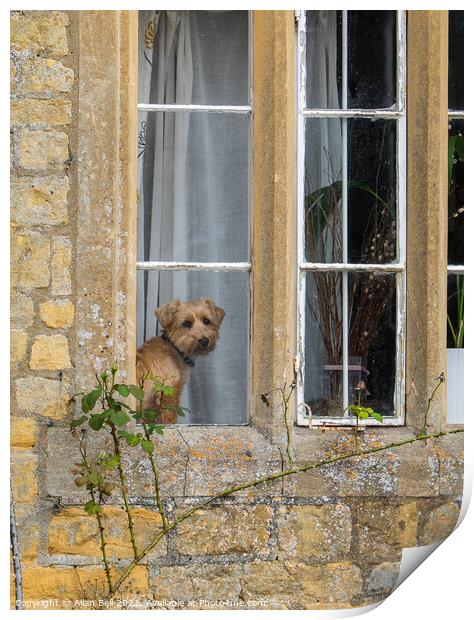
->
199, 337, 209, 348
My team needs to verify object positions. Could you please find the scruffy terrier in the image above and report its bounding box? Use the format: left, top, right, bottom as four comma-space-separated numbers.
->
136, 298, 225, 424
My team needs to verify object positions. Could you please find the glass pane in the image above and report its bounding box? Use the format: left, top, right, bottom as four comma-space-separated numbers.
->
349, 272, 396, 417
138, 110, 249, 263
448, 121, 464, 266
139, 11, 249, 106
304, 272, 343, 416
306, 11, 342, 109
137, 270, 249, 424
304, 118, 397, 263
306, 11, 397, 110
448, 11, 464, 111
447, 274, 464, 349
347, 11, 397, 109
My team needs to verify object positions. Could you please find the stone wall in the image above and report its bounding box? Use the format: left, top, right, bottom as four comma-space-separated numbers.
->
10, 10, 463, 611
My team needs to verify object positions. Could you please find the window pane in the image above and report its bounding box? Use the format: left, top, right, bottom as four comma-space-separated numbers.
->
139, 11, 249, 106
137, 270, 249, 424
306, 11, 342, 109
349, 272, 396, 417
448, 11, 464, 111
304, 272, 343, 416
138, 110, 249, 262
448, 122, 464, 266
304, 118, 397, 263
306, 11, 397, 110
347, 11, 397, 109
447, 274, 464, 349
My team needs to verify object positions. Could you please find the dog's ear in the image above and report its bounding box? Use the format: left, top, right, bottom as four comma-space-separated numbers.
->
203, 298, 225, 327
155, 300, 181, 330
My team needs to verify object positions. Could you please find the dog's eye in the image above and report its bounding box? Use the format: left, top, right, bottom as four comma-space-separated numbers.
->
182, 320, 193, 328
202, 318, 210, 325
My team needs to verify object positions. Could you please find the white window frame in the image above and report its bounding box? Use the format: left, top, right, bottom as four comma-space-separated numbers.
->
296, 10, 407, 427
137, 11, 253, 425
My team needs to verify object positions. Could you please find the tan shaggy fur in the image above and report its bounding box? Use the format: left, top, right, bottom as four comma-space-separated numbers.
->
136, 298, 225, 424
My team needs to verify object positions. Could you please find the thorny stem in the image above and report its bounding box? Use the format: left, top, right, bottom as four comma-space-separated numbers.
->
143, 425, 169, 529
137, 372, 169, 528
110, 425, 139, 560
110, 427, 463, 595
422, 373, 445, 435
75, 432, 113, 595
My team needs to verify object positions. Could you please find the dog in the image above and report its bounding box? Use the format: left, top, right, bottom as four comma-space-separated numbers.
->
136, 298, 225, 424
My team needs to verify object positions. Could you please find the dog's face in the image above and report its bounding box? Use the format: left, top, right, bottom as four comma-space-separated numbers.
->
155, 298, 225, 358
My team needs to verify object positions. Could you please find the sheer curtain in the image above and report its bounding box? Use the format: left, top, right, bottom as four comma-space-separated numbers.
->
137, 11, 249, 424
304, 11, 343, 409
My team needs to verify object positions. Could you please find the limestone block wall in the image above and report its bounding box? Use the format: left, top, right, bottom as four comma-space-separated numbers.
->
10, 10, 463, 611
10, 11, 76, 603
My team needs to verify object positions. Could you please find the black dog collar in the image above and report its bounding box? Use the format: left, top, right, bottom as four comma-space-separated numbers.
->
161, 332, 195, 367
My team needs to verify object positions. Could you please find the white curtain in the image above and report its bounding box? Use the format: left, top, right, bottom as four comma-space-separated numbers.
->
304, 11, 343, 408
137, 11, 249, 424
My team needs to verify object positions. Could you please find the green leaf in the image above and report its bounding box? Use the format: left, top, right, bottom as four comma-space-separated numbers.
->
358, 410, 369, 420
81, 386, 103, 413
140, 439, 154, 454
84, 499, 101, 515
370, 411, 384, 423
70, 415, 88, 429
128, 385, 144, 400
162, 385, 174, 397
110, 411, 130, 426
103, 455, 121, 469
153, 425, 164, 436
73, 475, 88, 487
87, 471, 99, 486
127, 434, 142, 447
143, 409, 158, 423
116, 384, 130, 397
89, 414, 106, 431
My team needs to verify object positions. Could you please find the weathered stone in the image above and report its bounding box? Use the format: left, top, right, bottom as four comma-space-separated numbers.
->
366, 562, 400, 595
152, 564, 243, 607
11, 176, 69, 226
436, 433, 464, 496
11, 12, 69, 56
40, 300, 74, 328
14, 504, 40, 561
16, 58, 73, 93
395, 442, 439, 497
278, 504, 351, 562
15, 376, 71, 419
11, 99, 72, 126
21, 565, 149, 606
48, 506, 167, 559
241, 560, 301, 609
11, 231, 50, 288
390, 501, 418, 548
29, 334, 71, 370
11, 417, 37, 448
52, 237, 72, 295
419, 502, 460, 545
11, 329, 28, 362
16, 129, 69, 170
353, 501, 403, 564
11, 449, 37, 503
11, 290, 35, 329
300, 562, 363, 609
176, 505, 272, 555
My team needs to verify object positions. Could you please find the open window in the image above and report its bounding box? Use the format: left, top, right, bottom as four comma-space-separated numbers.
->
137, 11, 251, 424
